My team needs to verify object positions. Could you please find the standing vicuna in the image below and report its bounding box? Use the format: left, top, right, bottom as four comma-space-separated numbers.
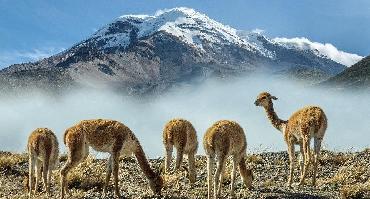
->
254, 92, 327, 186
60, 119, 163, 199
162, 119, 198, 183
203, 120, 253, 199
27, 128, 59, 198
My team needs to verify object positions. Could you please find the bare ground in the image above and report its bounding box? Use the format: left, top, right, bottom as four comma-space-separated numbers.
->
0, 149, 369, 199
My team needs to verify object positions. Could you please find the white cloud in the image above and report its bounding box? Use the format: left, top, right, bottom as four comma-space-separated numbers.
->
0, 47, 65, 69
0, 76, 369, 155
272, 37, 363, 67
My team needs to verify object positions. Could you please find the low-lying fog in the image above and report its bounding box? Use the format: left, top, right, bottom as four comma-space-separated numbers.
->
0, 76, 369, 157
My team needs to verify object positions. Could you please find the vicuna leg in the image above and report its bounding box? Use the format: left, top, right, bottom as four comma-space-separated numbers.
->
214, 154, 226, 199
230, 156, 239, 198
218, 167, 225, 196
111, 152, 121, 197
103, 156, 113, 195
34, 159, 42, 193
299, 144, 304, 177
287, 142, 295, 187
299, 138, 310, 185
29, 155, 36, 198
207, 155, 215, 199
188, 151, 196, 183
42, 159, 50, 194
60, 142, 87, 199
60, 160, 76, 199
312, 137, 322, 186
175, 145, 184, 171
47, 167, 52, 196
164, 144, 173, 173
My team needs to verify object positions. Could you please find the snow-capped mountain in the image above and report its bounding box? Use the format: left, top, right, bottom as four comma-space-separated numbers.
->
0, 7, 352, 94
91, 8, 258, 53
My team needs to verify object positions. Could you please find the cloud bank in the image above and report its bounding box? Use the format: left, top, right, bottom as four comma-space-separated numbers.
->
272, 37, 363, 67
0, 76, 369, 158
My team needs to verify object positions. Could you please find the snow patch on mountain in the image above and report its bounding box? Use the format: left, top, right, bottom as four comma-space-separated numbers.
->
238, 30, 276, 59
92, 7, 260, 53
272, 37, 363, 67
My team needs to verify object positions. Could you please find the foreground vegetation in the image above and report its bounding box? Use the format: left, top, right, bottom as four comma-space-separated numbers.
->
0, 149, 369, 198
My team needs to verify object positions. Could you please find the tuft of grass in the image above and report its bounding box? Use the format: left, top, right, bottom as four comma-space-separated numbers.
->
246, 154, 264, 165
55, 155, 105, 191
261, 179, 276, 187
320, 152, 351, 166
163, 173, 182, 189
273, 158, 285, 166
323, 165, 368, 186
0, 152, 27, 174
319, 156, 370, 198
340, 180, 370, 199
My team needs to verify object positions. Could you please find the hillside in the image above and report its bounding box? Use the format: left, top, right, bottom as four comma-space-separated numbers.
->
322, 55, 370, 90
0, 8, 348, 95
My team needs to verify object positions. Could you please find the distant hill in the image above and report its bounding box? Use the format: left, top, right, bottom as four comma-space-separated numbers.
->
0, 7, 349, 95
322, 55, 370, 90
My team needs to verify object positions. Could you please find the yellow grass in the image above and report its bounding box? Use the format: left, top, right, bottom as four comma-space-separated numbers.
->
55, 155, 105, 191
340, 180, 370, 199
0, 152, 27, 170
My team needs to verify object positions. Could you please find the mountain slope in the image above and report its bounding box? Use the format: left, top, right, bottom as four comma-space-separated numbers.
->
322, 55, 370, 89
238, 31, 348, 82
0, 7, 349, 94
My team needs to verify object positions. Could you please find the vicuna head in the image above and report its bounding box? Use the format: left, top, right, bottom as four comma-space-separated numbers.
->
243, 169, 254, 189
148, 173, 163, 195
254, 92, 278, 108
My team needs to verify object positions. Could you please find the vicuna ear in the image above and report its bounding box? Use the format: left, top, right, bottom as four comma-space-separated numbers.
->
271, 96, 278, 100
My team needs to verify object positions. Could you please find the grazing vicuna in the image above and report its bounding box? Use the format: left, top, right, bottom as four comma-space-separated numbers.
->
162, 119, 198, 183
254, 92, 327, 186
60, 119, 163, 199
203, 120, 253, 199
27, 128, 59, 198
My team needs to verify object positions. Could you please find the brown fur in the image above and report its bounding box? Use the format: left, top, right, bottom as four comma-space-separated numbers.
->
162, 119, 198, 183
255, 92, 328, 186
27, 128, 59, 198
60, 119, 163, 199
203, 120, 253, 199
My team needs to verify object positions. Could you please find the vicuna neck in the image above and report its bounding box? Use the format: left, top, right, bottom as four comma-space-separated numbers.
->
264, 102, 286, 132
134, 140, 158, 182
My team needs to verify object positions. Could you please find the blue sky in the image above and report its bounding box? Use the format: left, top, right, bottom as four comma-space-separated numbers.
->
0, 0, 369, 68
